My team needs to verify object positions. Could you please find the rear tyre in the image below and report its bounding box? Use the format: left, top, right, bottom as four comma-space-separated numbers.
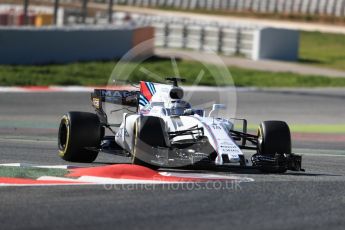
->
257, 120, 291, 173
131, 116, 168, 170
58, 112, 101, 163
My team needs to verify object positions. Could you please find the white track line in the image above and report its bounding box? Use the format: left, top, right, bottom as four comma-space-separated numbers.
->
159, 172, 254, 182
0, 86, 256, 93
0, 163, 80, 169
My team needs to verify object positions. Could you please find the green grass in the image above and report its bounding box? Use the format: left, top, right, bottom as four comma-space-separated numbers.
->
0, 62, 114, 86
247, 124, 345, 134
1, 59, 345, 87
300, 31, 345, 71
230, 67, 345, 87
0, 166, 68, 179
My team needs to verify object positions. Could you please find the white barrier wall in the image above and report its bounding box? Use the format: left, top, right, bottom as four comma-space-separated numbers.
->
252, 28, 299, 61
146, 20, 299, 61
0, 26, 154, 64
88, 12, 299, 61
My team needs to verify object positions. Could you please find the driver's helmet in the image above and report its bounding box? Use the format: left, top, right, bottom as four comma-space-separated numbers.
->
170, 100, 191, 115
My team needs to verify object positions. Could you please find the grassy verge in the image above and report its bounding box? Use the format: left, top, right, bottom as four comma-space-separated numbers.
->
1, 59, 345, 87
0, 166, 68, 179
299, 31, 345, 71
247, 124, 345, 134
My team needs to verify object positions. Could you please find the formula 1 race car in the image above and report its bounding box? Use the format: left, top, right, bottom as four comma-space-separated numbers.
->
58, 78, 303, 173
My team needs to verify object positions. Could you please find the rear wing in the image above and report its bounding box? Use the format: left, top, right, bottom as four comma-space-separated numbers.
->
91, 89, 139, 126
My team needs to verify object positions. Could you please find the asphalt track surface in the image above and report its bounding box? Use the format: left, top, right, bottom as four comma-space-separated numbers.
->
0, 89, 345, 230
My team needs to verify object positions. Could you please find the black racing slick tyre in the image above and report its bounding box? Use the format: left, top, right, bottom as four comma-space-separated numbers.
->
256, 121, 291, 173
257, 120, 291, 156
58, 112, 101, 163
131, 116, 168, 170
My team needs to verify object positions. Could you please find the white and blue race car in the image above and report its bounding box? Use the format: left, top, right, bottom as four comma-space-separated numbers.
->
58, 78, 303, 173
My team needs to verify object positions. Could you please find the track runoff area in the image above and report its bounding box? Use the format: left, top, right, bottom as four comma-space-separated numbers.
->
0, 87, 344, 229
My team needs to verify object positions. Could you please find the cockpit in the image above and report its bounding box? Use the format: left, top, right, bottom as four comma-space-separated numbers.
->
143, 100, 205, 117
139, 78, 205, 117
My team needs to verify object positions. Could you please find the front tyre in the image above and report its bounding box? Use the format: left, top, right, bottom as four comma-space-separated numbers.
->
58, 112, 101, 163
131, 116, 168, 170
256, 120, 291, 173
258, 120, 291, 156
